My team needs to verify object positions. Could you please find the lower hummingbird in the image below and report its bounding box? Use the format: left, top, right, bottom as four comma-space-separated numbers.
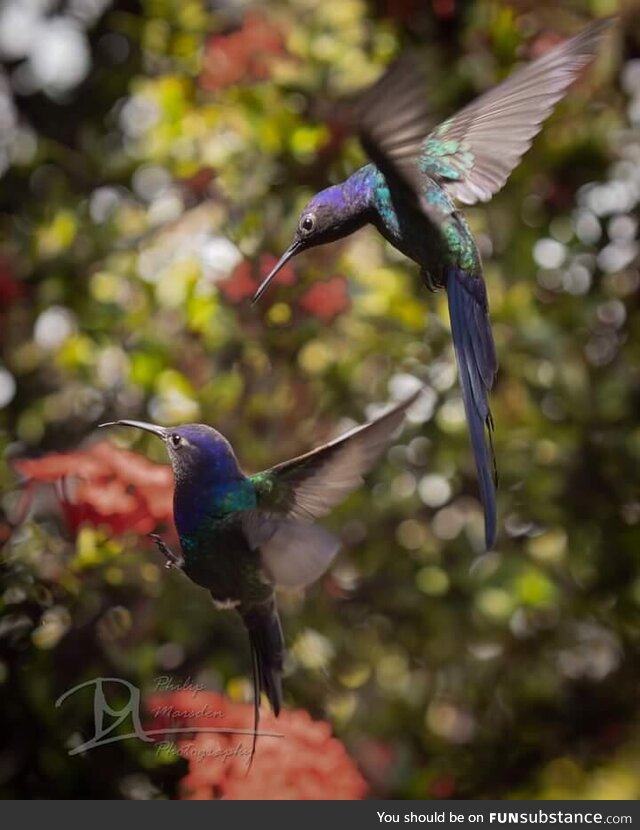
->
252, 19, 612, 550
99, 391, 417, 763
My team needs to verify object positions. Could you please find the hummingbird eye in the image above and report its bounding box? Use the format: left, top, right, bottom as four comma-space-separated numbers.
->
169, 433, 182, 448
300, 214, 316, 234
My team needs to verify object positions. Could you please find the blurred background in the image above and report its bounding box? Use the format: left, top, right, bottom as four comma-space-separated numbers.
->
1, 0, 639, 801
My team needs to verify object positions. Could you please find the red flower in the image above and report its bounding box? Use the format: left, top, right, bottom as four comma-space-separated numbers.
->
218, 255, 297, 305
200, 13, 285, 92
259, 254, 296, 288
218, 260, 257, 304
144, 691, 367, 800
14, 442, 174, 537
299, 277, 350, 322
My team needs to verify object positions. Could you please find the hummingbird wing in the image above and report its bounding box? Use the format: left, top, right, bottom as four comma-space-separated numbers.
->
353, 19, 610, 206
253, 391, 418, 521
242, 391, 419, 588
348, 51, 434, 183
243, 518, 341, 590
416, 19, 611, 205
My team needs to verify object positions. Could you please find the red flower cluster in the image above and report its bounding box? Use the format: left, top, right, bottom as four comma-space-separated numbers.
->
200, 13, 285, 92
145, 690, 367, 800
15, 442, 174, 536
219, 256, 350, 322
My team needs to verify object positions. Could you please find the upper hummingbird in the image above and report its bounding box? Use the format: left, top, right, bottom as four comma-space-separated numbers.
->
252, 19, 612, 550
99, 391, 417, 762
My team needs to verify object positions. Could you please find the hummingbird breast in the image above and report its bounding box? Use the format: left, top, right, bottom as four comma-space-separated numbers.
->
179, 519, 271, 611
370, 167, 482, 286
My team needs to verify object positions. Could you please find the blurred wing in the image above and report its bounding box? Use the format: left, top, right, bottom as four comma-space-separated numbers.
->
250, 390, 419, 522
349, 52, 435, 185
242, 514, 341, 589
419, 18, 612, 204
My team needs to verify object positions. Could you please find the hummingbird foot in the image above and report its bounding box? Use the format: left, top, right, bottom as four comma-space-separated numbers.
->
148, 533, 184, 570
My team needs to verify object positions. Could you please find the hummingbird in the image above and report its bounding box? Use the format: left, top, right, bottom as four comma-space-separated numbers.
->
99, 391, 417, 762
252, 19, 612, 550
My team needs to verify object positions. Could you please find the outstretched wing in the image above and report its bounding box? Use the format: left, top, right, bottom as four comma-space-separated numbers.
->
252, 391, 419, 522
418, 18, 611, 204
353, 19, 611, 205
242, 392, 419, 588
242, 518, 341, 589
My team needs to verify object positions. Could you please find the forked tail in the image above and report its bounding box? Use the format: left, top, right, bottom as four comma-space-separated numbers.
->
242, 601, 284, 769
446, 266, 499, 549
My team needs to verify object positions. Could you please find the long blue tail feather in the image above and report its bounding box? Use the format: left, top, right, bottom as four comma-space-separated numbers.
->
238, 602, 284, 771
446, 266, 498, 549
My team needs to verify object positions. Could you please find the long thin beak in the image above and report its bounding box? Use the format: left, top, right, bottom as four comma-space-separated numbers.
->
98, 420, 167, 440
252, 240, 302, 304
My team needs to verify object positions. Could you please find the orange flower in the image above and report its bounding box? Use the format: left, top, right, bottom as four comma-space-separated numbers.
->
144, 691, 367, 800
14, 442, 173, 536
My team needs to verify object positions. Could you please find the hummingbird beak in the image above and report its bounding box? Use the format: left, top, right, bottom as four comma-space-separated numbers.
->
252, 240, 302, 304
98, 420, 168, 440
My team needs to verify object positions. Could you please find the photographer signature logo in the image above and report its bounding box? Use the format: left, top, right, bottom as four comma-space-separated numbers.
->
55, 677, 282, 756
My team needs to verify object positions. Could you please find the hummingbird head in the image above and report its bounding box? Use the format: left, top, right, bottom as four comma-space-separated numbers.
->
252, 183, 369, 303
99, 421, 243, 484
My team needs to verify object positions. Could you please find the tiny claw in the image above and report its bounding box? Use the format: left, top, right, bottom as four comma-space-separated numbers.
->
148, 532, 184, 569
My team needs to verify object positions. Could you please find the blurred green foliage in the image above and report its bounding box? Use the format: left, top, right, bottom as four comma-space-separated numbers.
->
1, 0, 639, 800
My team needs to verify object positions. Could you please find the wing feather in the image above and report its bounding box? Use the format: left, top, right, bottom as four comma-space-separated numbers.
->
352, 19, 611, 204
253, 390, 419, 522
240, 392, 419, 588
420, 18, 612, 204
